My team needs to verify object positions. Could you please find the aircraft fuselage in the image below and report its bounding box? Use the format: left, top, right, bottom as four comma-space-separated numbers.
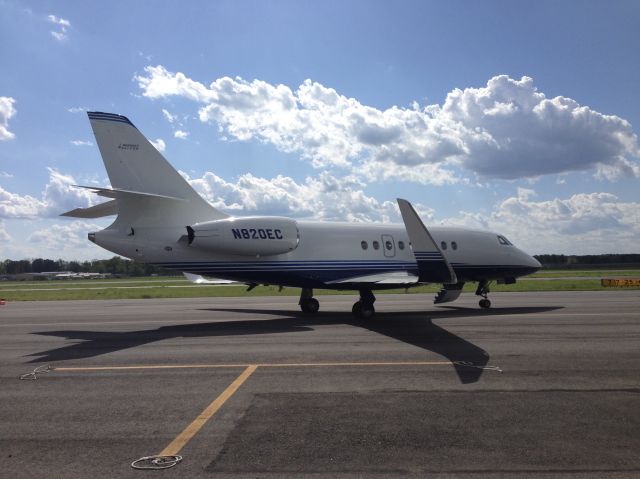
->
91, 221, 540, 290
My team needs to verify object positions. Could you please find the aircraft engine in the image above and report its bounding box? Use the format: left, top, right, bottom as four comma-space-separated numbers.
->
186, 216, 299, 256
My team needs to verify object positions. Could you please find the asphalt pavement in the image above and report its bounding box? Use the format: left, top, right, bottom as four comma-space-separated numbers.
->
1, 291, 639, 478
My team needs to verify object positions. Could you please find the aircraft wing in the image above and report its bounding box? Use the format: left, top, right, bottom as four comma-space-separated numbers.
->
182, 272, 237, 285
60, 200, 118, 218
327, 271, 419, 285
397, 198, 457, 284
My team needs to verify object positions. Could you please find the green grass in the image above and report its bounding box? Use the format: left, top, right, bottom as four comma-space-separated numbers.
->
531, 269, 640, 278
0, 273, 638, 301
0, 279, 188, 289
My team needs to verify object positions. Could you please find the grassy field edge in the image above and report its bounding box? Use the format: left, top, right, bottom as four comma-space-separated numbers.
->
1, 276, 639, 301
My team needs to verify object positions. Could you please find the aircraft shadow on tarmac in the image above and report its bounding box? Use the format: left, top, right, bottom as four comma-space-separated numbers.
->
28, 306, 561, 384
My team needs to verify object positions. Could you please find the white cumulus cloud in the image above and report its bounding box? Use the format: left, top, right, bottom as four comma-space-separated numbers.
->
48, 14, 71, 41
185, 170, 413, 223
136, 67, 640, 183
0, 188, 44, 218
0, 96, 17, 141
28, 220, 102, 252
449, 189, 640, 254
47, 14, 70, 27
150, 138, 166, 152
174, 130, 189, 139
70, 140, 93, 146
0, 169, 95, 218
0, 220, 11, 242
437, 75, 640, 179
162, 108, 177, 123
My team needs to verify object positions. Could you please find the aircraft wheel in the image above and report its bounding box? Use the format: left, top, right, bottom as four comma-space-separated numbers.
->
360, 304, 375, 319
479, 299, 491, 309
352, 301, 375, 319
300, 298, 319, 314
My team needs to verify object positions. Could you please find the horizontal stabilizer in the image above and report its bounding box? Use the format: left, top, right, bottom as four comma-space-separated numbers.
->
397, 198, 457, 284
74, 185, 185, 201
61, 200, 118, 218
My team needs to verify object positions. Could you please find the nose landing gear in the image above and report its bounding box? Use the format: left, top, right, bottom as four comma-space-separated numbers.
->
475, 280, 492, 309
479, 298, 491, 309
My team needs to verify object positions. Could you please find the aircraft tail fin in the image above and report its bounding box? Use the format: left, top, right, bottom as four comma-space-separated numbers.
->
86, 112, 227, 226
397, 198, 457, 284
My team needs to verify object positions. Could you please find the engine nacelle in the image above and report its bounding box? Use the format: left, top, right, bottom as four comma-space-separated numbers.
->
187, 216, 299, 256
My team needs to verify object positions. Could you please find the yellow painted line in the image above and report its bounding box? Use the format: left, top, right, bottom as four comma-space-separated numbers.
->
158, 364, 258, 457
55, 364, 252, 371
55, 360, 452, 372
259, 361, 451, 367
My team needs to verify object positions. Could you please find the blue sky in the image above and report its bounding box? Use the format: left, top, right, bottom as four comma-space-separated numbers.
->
1, 0, 639, 260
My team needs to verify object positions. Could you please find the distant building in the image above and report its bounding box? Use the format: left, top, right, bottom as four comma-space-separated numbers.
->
25, 271, 111, 280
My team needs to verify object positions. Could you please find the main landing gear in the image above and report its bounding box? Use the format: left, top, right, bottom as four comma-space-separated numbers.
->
299, 288, 319, 314
475, 279, 492, 309
352, 289, 376, 319
298, 288, 377, 319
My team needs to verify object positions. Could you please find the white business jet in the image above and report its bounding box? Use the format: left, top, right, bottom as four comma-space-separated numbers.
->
63, 112, 541, 318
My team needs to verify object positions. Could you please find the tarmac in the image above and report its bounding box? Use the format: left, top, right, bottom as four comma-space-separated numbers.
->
1, 290, 639, 478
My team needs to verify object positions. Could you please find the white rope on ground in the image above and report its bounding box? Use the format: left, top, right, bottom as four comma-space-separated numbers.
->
131, 455, 183, 469
453, 361, 503, 373
19, 364, 54, 380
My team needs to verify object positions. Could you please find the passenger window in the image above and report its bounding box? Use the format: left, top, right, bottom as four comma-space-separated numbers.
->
373, 241, 380, 250
398, 241, 405, 250
385, 240, 393, 250
361, 241, 368, 250
451, 241, 457, 250
441, 241, 447, 250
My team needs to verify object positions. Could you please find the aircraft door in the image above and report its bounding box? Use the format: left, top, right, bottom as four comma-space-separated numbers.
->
381, 234, 396, 258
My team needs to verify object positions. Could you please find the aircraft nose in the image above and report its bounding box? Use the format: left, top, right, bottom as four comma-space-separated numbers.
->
526, 253, 541, 270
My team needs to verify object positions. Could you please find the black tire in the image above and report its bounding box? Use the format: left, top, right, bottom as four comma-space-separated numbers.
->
353, 301, 375, 319
479, 299, 491, 309
301, 298, 319, 314
359, 304, 375, 319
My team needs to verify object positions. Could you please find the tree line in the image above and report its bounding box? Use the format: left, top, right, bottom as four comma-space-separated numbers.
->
0, 257, 174, 276
1, 254, 639, 277
533, 254, 640, 268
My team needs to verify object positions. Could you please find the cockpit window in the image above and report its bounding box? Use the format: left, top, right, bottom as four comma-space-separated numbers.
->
497, 235, 512, 246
